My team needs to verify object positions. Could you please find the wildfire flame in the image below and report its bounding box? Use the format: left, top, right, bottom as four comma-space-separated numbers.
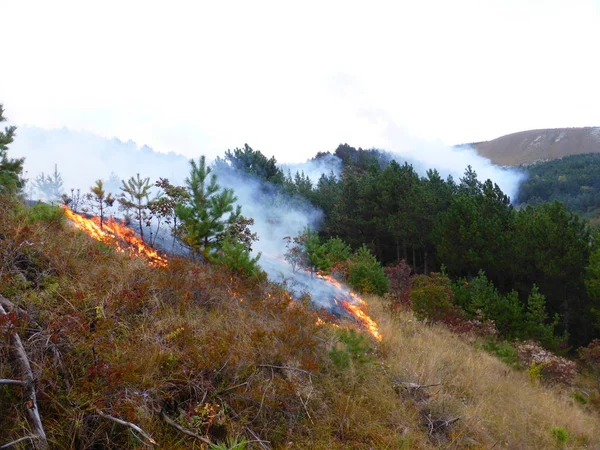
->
63, 207, 168, 267
337, 300, 382, 341
310, 271, 382, 341
64, 207, 381, 340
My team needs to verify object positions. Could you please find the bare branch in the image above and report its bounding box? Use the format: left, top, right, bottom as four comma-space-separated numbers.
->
160, 411, 212, 445
0, 379, 26, 387
0, 435, 37, 449
95, 409, 158, 446
245, 427, 271, 450
257, 364, 313, 377
0, 300, 48, 449
217, 381, 248, 394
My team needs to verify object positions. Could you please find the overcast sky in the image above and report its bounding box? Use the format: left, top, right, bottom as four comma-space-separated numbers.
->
2, 0, 599, 162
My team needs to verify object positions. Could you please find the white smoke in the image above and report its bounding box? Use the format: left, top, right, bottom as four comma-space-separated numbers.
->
361, 108, 527, 201
9, 124, 527, 313
280, 152, 343, 183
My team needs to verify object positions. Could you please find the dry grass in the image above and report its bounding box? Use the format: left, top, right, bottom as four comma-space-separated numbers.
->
1, 198, 600, 449
367, 294, 600, 449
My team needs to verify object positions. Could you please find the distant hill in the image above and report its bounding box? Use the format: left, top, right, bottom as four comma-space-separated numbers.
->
471, 127, 600, 166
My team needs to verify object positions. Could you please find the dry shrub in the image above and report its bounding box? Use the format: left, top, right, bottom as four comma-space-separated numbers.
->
516, 340, 577, 385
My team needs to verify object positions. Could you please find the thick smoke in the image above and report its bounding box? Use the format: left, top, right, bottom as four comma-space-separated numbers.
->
363, 109, 527, 200
10, 124, 526, 311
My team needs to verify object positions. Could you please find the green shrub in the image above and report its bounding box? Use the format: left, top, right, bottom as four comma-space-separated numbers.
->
321, 237, 351, 272
481, 340, 519, 366
572, 391, 588, 404
347, 245, 389, 295
410, 273, 454, 321
329, 328, 372, 370
212, 233, 263, 280
452, 272, 524, 339
27, 202, 65, 225
550, 426, 569, 446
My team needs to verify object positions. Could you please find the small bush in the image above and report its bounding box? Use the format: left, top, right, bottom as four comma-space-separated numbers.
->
550, 426, 569, 445
516, 340, 577, 385
27, 202, 65, 225
212, 233, 264, 280
347, 245, 389, 296
481, 340, 519, 366
410, 273, 454, 322
329, 328, 373, 370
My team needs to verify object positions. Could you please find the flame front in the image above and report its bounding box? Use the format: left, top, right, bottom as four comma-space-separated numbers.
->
313, 271, 382, 341
63, 208, 167, 267
338, 300, 382, 341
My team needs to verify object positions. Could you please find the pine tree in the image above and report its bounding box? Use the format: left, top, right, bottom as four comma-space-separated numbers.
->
118, 173, 152, 241
0, 104, 25, 194
87, 179, 115, 229
175, 156, 240, 256
34, 164, 64, 201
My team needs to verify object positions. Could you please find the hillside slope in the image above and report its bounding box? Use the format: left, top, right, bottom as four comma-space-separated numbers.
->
2, 199, 600, 449
472, 127, 600, 166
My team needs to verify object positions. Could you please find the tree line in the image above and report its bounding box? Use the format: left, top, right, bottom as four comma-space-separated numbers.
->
3, 101, 600, 347
217, 144, 600, 347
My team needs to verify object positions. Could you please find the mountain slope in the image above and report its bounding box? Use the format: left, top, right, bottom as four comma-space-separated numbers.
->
472, 127, 600, 166
2, 199, 600, 448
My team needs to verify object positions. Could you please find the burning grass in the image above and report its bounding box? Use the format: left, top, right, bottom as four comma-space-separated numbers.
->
2, 198, 600, 449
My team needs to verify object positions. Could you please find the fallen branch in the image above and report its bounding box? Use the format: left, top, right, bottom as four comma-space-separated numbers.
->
424, 415, 461, 436
0, 379, 26, 387
96, 409, 158, 446
0, 301, 48, 450
401, 382, 441, 391
0, 435, 37, 449
245, 427, 271, 450
257, 365, 313, 377
217, 381, 248, 394
160, 411, 212, 445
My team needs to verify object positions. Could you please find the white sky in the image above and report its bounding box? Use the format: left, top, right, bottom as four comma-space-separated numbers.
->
2, 0, 600, 162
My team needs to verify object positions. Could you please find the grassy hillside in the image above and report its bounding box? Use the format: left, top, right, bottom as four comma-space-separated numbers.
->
472, 127, 600, 166
1, 197, 600, 449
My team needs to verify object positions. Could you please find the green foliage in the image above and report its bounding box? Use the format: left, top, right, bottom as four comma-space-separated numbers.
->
480, 340, 519, 367
452, 272, 561, 344
347, 245, 389, 295
215, 143, 284, 185
528, 361, 547, 384
87, 179, 115, 229
0, 104, 24, 194
410, 273, 454, 321
550, 426, 569, 445
572, 391, 588, 404
524, 286, 562, 349
213, 232, 263, 280
329, 328, 372, 370
517, 153, 600, 217
176, 156, 241, 256
118, 173, 152, 241
26, 203, 65, 225
209, 436, 248, 450
321, 237, 351, 270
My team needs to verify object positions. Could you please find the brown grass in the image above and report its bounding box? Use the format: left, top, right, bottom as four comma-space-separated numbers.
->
368, 294, 600, 449
1, 198, 599, 449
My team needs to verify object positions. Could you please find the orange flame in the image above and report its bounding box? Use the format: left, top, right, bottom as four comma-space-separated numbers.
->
63, 207, 167, 267
338, 300, 382, 341
313, 271, 381, 341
